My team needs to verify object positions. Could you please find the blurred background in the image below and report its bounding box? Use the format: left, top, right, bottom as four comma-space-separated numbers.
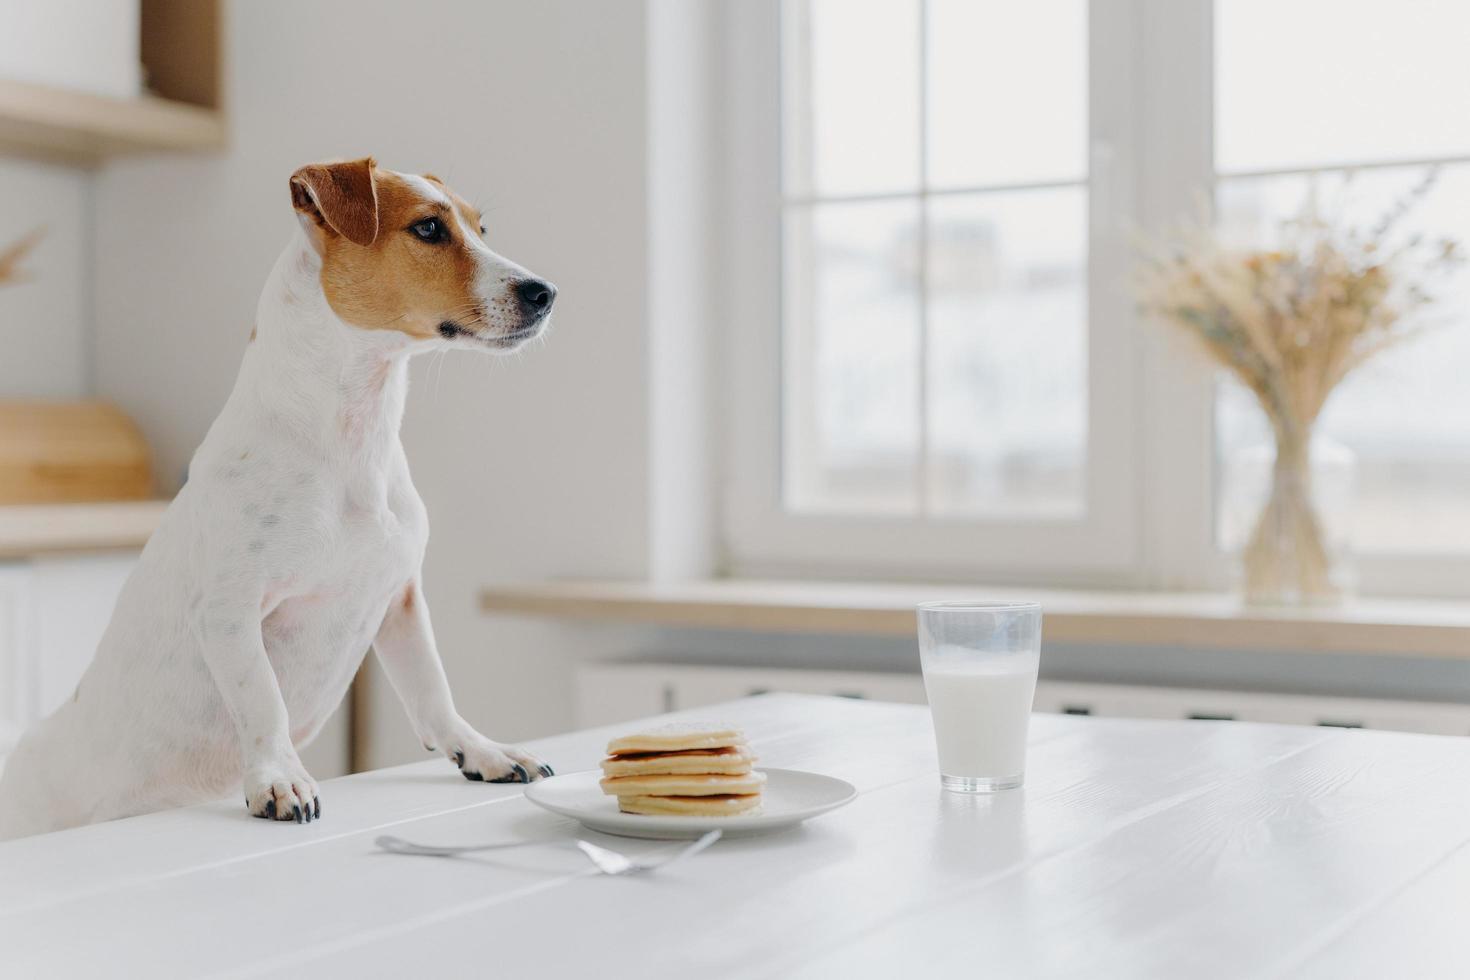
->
1, 0, 1468, 779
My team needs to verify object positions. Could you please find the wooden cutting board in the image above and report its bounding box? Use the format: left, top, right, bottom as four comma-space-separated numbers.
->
0, 400, 153, 504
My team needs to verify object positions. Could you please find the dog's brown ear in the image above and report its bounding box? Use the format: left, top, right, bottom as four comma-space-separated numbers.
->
289, 157, 379, 247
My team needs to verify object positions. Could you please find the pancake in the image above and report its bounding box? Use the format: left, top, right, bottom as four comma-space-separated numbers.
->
617, 793, 763, 817
600, 746, 756, 778
606, 722, 746, 755
600, 771, 767, 797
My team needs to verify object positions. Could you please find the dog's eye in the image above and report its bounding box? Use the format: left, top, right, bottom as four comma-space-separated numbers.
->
478, 224, 486, 236
409, 218, 447, 243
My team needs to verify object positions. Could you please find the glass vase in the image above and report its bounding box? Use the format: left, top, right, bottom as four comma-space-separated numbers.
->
1220, 432, 1355, 605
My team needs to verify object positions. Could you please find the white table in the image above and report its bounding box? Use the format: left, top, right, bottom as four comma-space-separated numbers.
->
3, 694, 1469, 978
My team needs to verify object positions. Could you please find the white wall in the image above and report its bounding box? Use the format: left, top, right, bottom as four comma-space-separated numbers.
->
92, 0, 714, 766
0, 159, 91, 398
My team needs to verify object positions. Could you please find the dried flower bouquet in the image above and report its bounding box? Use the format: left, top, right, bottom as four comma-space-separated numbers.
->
1137, 174, 1461, 603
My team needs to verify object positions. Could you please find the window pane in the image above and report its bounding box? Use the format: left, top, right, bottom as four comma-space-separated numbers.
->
1217, 0, 1470, 173
784, 200, 921, 513
926, 188, 1087, 516
926, 0, 1086, 188
786, 0, 920, 197
1216, 165, 1470, 554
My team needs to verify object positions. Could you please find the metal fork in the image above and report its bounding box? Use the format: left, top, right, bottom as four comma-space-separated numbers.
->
374, 828, 721, 875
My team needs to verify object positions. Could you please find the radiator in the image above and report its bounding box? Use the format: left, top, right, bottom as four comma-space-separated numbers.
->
575, 662, 1470, 736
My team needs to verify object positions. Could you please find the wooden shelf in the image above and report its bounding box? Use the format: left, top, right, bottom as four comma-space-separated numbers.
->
0, 0, 224, 166
480, 578, 1470, 660
0, 78, 224, 166
0, 499, 169, 559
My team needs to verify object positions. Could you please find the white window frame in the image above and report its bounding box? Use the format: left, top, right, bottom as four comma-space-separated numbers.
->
718, 0, 1470, 598
723, 0, 1142, 584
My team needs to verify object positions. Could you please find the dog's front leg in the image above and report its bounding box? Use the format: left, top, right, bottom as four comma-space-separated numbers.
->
374, 581, 551, 783
195, 599, 318, 823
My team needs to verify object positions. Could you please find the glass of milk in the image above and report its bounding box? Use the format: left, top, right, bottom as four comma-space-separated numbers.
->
917, 600, 1042, 792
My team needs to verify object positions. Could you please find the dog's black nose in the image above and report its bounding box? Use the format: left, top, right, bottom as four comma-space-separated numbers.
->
515, 279, 557, 318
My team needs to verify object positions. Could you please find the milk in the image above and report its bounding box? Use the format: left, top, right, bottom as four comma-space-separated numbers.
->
922, 651, 1038, 779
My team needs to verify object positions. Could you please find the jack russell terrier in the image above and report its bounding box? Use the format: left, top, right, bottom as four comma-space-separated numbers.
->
0, 158, 556, 839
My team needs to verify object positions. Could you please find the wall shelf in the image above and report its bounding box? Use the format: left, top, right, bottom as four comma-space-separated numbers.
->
0, 0, 224, 166
0, 79, 224, 166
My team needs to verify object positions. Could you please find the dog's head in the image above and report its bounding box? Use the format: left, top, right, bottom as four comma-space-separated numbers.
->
288, 157, 555, 351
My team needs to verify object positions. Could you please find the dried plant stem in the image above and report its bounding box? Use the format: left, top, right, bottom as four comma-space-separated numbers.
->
0, 228, 43, 287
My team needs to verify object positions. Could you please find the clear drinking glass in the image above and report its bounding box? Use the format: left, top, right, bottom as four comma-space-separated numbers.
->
917, 600, 1042, 792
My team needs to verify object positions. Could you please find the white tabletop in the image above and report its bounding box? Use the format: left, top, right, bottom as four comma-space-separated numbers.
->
2, 694, 1469, 979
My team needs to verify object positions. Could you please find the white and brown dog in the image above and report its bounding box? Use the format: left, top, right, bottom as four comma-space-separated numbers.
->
0, 158, 555, 839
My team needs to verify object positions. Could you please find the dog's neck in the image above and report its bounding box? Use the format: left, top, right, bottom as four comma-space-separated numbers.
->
236, 230, 417, 462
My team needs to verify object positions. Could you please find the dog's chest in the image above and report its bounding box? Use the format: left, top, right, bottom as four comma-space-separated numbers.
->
260, 481, 425, 716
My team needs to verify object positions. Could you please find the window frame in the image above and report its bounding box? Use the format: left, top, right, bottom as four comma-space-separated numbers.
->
723, 0, 1142, 583
719, 0, 1470, 597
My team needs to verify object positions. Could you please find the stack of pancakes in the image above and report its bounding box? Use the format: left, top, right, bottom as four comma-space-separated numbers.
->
599, 723, 765, 816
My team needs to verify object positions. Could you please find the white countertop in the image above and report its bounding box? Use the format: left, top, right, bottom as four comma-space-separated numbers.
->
482, 578, 1470, 658
0, 499, 168, 559
3, 694, 1469, 978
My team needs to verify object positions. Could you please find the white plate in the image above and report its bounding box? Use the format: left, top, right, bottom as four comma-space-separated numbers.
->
523, 767, 858, 840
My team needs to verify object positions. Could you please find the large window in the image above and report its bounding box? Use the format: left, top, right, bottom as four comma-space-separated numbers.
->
782, 0, 1088, 517
724, 0, 1470, 594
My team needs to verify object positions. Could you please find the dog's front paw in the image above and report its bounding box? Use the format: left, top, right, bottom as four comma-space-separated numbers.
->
447, 733, 553, 784
244, 757, 320, 824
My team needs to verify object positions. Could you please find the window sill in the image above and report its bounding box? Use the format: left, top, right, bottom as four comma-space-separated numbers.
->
480, 578, 1470, 659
